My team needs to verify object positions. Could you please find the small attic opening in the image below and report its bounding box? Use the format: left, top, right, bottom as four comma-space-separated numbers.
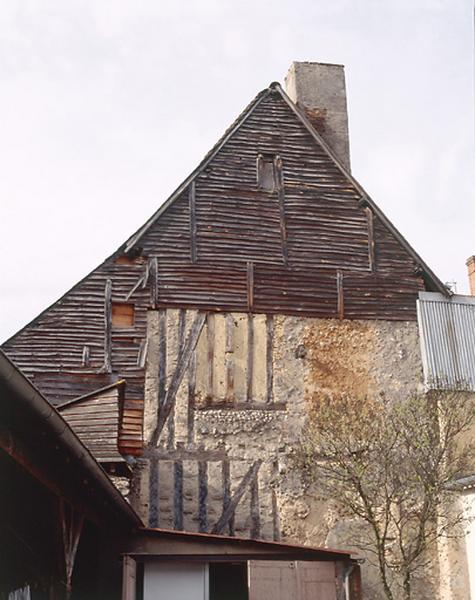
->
112, 303, 135, 328
256, 153, 277, 192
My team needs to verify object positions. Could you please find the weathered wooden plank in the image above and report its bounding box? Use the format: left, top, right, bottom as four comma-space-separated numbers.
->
198, 460, 208, 533
189, 181, 197, 263
206, 313, 215, 399
149, 456, 159, 527
250, 472, 260, 539
225, 313, 235, 401
103, 279, 112, 373
266, 315, 274, 404
149, 257, 159, 309
173, 460, 183, 530
247, 314, 254, 402
222, 459, 234, 536
337, 270, 344, 320
247, 262, 254, 311
274, 155, 288, 265
366, 207, 375, 272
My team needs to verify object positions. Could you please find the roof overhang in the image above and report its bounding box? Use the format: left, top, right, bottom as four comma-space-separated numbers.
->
123, 527, 356, 563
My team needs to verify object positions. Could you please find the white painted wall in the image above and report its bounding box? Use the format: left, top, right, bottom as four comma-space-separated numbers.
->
144, 562, 208, 600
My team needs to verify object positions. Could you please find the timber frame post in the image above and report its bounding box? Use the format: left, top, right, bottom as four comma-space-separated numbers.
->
59, 498, 85, 600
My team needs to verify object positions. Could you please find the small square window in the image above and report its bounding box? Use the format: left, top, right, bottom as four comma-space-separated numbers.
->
112, 303, 135, 328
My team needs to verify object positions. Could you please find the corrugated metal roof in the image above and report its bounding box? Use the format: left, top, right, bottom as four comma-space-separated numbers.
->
417, 292, 475, 391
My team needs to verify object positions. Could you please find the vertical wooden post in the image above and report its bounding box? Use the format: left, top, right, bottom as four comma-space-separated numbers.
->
337, 270, 345, 320
366, 207, 375, 272
225, 313, 235, 402
266, 315, 274, 404
246, 314, 254, 403
198, 460, 208, 533
149, 257, 159, 309
59, 499, 85, 600
274, 155, 288, 266
122, 555, 137, 600
222, 459, 234, 536
104, 279, 112, 374
247, 261, 254, 312
206, 313, 215, 400
189, 181, 197, 263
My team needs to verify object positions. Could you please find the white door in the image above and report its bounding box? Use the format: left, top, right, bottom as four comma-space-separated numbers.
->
144, 562, 209, 600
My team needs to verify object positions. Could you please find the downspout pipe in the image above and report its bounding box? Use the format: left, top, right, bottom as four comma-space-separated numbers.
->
0, 349, 142, 528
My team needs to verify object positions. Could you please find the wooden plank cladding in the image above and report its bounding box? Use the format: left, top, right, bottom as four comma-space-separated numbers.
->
2, 82, 440, 427
57, 381, 142, 463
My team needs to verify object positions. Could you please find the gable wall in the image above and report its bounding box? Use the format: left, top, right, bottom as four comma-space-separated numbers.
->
2, 90, 424, 414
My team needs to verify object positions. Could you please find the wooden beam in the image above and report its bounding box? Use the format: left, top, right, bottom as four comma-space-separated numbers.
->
198, 460, 208, 533
148, 456, 159, 528
212, 460, 262, 534
149, 257, 159, 309
122, 556, 137, 600
189, 181, 197, 263
271, 488, 280, 541
103, 279, 112, 374
366, 207, 375, 272
225, 313, 235, 402
187, 349, 196, 449
151, 312, 206, 445
157, 308, 167, 433
222, 459, 234, 535
59, 498, 85, 600
250, 472, 260, 539
81, 345, 90, 368
246, 314, 254, 402
274, 155, 288, 265
337, 270, 345, 320
247, 261, 254, 311
266, 315, 274, 404
173, 460, 184, 531
206, 313, 215, 400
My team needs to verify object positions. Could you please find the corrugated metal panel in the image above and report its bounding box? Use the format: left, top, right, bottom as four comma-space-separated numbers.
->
417, 292, 475, 391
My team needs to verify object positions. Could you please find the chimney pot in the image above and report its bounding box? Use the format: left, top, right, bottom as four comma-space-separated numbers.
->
466, 256, 475, 295
285, 61, 351, 172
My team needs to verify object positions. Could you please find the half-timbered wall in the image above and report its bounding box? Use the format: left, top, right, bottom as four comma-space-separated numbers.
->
132, 307, 424, 543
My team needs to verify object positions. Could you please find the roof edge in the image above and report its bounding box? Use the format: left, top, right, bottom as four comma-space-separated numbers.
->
272, 83, 448, 296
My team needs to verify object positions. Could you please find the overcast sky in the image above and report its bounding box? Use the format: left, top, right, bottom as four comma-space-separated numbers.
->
0, 0, 473, 342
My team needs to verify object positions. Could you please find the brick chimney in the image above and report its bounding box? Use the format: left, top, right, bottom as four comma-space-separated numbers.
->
466, 256, 475, 295
285, 61, 351, 172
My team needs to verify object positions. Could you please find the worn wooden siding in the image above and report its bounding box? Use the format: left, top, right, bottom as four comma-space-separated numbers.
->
3, 87, 425, 431
58, 385, 124, 463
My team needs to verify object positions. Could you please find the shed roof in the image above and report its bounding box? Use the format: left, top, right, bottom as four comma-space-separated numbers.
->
124, 527, 355, 562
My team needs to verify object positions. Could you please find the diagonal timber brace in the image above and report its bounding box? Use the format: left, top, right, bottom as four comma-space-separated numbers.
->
150, 311, 207, 445
212, 459, 262, 534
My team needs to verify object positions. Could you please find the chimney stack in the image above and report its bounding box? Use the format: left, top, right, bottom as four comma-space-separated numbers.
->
285, 61, 351, 172
466, 256, 475, 295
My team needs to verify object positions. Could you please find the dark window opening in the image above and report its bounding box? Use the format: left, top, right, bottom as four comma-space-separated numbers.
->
256, 154, 277, 192
112, 303, 135, 328
209, 562, 248, 600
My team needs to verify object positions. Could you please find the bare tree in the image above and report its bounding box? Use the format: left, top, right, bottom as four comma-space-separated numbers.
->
298, 391, 475, 600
